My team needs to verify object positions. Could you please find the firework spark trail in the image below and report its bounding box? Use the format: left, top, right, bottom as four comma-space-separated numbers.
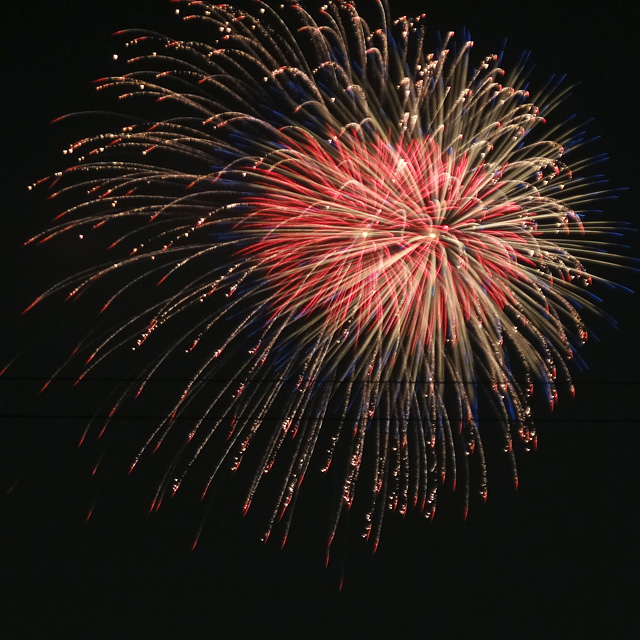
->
23, 1, 623, 552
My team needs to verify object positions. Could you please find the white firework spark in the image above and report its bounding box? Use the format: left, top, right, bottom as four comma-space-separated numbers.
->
23, 1, 622, 554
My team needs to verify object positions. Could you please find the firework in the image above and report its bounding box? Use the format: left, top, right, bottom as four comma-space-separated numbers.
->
25, 0, 619, 553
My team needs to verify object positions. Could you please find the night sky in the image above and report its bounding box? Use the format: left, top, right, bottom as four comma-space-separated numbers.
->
2, 1, 639, 637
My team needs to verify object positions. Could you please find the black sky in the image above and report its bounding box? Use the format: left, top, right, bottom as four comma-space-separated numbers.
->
2, 1, 639, 638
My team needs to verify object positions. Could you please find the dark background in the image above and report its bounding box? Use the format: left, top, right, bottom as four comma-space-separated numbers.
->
2, 1, 639, 637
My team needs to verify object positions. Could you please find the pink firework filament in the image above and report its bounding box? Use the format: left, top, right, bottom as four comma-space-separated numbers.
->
244, 135, 542, 333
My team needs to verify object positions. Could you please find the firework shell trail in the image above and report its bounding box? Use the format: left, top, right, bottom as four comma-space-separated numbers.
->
21, 1, 623, 553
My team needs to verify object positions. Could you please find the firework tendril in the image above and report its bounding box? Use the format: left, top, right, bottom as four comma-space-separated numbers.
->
26, 1, 621, 553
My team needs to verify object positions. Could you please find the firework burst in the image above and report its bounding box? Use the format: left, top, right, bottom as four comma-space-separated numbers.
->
24, 0, 620, 553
